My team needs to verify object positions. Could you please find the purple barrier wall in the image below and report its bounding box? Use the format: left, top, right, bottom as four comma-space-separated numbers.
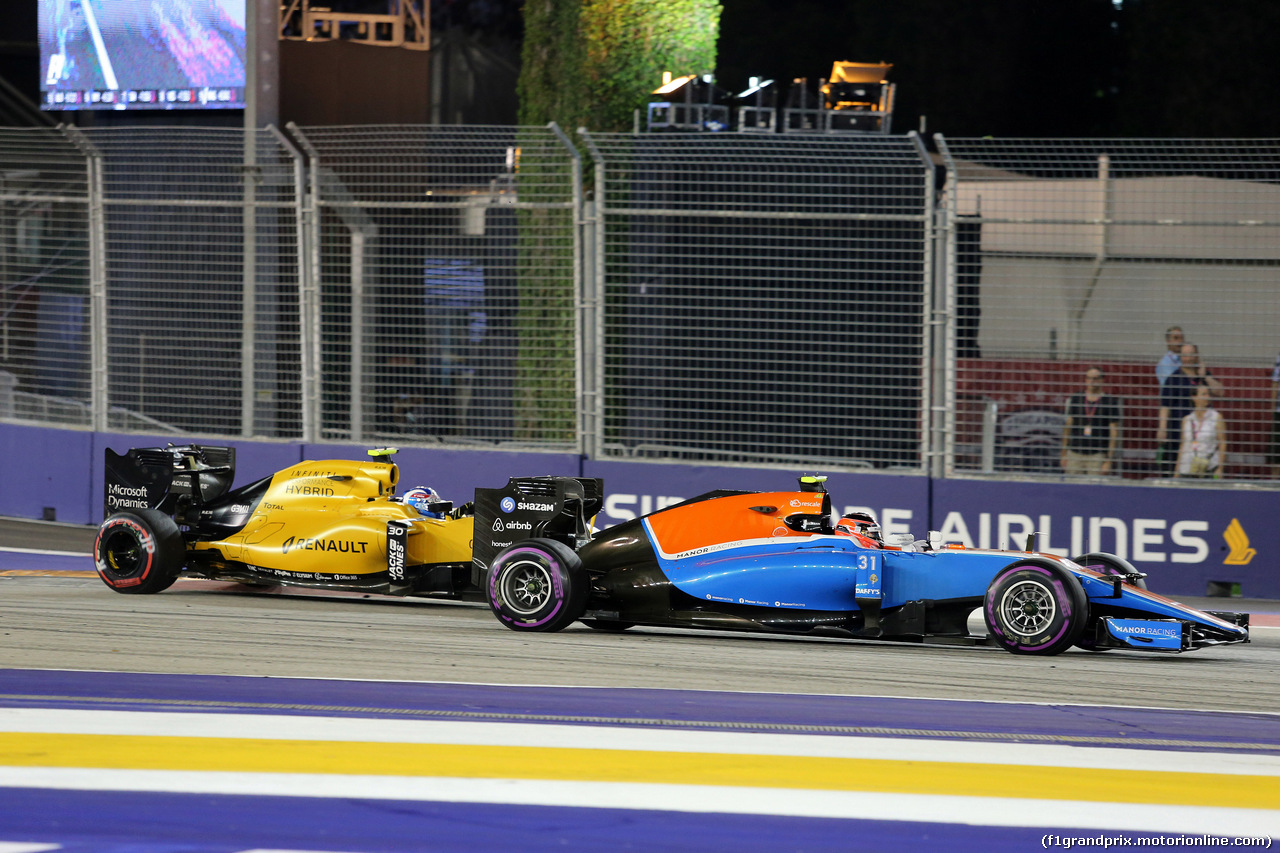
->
0, 423, 96, 522
4, 423, 1275, 597
931, 478, 1279, 598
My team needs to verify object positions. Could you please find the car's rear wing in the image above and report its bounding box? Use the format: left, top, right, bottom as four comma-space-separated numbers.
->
103, 444, 236, 520
471, 476, 604, 581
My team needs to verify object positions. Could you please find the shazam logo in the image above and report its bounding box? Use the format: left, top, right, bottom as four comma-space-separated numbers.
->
500, 497, 516, 513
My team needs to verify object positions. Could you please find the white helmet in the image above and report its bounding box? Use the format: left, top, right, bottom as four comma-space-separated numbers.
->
403, 485, 445, 518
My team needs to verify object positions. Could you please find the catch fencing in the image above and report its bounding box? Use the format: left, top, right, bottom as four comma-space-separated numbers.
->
0, 124, 303, 437
936, 137, 1280, 481
286, 124, 581, 448
1, 125, 1278, 483
581, 132, 934, 470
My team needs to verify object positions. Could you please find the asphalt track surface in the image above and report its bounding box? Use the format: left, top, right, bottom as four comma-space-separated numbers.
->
2, 518, 1279, 851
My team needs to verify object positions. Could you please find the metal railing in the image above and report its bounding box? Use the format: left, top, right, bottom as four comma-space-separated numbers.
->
580, 130, 933, 470
936, 137, 1280, 482
2, 125, 1277, 483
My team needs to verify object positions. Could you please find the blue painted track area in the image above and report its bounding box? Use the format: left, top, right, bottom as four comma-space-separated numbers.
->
1, 669, 1277, 852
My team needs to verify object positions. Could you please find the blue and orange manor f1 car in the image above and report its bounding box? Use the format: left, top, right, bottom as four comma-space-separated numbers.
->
478, 476, 1250, 656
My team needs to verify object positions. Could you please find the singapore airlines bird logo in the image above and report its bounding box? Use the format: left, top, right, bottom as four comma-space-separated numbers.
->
1223, 519, 1256, 566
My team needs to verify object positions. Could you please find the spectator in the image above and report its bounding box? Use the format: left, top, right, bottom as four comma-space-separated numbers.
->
1060, 367, 1120, 475
1156, 326, 1184, 388
1176, 384, 1225, 478
1157, 343, 1224, 475
1270, 351, 1280, 478
379, 353, 425, 434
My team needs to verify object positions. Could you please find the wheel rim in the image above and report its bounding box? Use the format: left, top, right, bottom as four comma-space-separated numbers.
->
998, 578, 1057, 636
101, 530, 146, 579
500, 559, 554, 615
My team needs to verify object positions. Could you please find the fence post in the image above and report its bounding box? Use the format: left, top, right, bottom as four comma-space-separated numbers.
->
287, 122, 322, 444
268, 124, 307, 440
63, 125, 108, 433
933, 133, 959, 478
578, 128, 606, 462
548, 123, 586, 457
241, 126, 258, 437
909, 131, 941, 479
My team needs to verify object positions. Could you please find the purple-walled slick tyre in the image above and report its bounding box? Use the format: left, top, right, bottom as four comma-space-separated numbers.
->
486, 538, 587, 632
983, 562, 1088, 656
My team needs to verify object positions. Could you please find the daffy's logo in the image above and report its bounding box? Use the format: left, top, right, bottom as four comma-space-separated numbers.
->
1223, 518, 1256, 565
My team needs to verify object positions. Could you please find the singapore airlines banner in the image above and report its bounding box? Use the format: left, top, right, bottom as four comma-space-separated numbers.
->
930, 478, 1272, 599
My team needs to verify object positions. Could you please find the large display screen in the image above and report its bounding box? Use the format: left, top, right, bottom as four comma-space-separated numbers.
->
39, 0, 246, 111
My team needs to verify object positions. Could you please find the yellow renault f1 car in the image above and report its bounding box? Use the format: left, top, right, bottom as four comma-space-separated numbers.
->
95, 444, 480, 597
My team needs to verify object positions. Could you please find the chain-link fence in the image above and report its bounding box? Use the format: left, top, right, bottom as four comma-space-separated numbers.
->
936, 138, 1280, 482
2, 126, 1278, 485
0, 126, 93, 427
581, 131, 934, 470
288, 124, 580, 448
77, 125, 305, 438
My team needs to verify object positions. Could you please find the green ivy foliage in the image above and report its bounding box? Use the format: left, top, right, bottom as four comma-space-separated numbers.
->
519, 0, 722, 132
514, 0, 719, 441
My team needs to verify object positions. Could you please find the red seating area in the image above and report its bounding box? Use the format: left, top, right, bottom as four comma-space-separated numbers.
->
956, 358, 1275, 479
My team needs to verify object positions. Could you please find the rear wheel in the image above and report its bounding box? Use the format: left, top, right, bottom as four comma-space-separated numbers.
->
486, 538, 587, 632
95, 510, 185, 594
984, 562, 1088, 655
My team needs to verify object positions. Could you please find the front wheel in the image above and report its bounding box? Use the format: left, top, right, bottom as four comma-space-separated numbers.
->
984, 562, 1088, 655
486, 538, 587, 632
95, 510, 185, 594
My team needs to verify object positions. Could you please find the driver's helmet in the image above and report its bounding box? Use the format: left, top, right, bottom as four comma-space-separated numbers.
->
840, 511, 881, 542
403, 485, 445, 518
